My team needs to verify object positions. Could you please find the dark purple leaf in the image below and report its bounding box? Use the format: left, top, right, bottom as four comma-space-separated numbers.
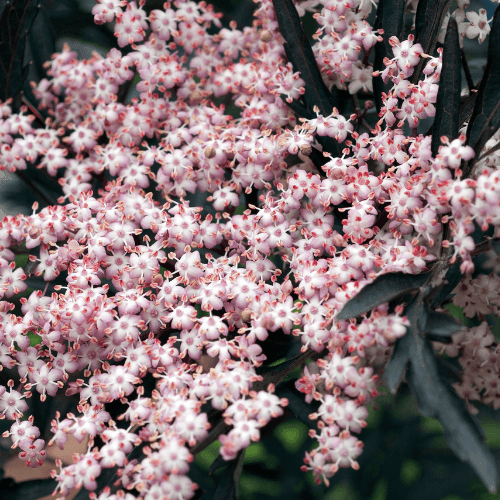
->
429, 262, 463, 308
2, 477, 55, 500
271, 0, 340, 157
466, 5, 500, 157
211, 450, 245, 500
277, 379, 320, 428
372, 0, 406, 112
384, 288, 497, 491
28, 3, 55, 80
272, 0, 338, 118
407, 334, 498, 493
459, 92, 477, 129
420, 309, 465, 338
384, 301, 416, 394
415, 0, 452, 49
411, 0, 452, 84
336, 272, 429, 320
431, 18, 461, 157
281, 95, 310, 119
0, 0, 39, 102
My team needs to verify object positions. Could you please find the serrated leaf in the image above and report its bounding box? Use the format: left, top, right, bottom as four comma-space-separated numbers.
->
384, 334, 411, 393
9, 166, 62, 208
384, 301, 417, 394
372, 0, 406, 112
272, 0, 338, 118
459, 92, 477, 129
429, 262, 462, 308
384, 290, 495, 490
414, 0, 452, 47
272, 0, 341, 157
431, 18, 461, 157
430, 223, 487, 308
337, 272, 429, 320
211, 450, 245, 500
430, 85, 477, 139
407, 334, 498, 493
466, 5, 500, 155
421, 309, 465, 338
0, 0, 39, 102
411, 0, 453, 85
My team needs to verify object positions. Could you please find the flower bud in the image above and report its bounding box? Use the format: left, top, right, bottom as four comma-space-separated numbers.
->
204, 146, 216, 159
240, 309, 252, 322
259, 30, 272, 42
300, 144, 313, 156
189, 90, 203, 104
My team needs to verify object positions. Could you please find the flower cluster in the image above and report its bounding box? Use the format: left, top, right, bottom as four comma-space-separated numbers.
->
0, 0, 498, 497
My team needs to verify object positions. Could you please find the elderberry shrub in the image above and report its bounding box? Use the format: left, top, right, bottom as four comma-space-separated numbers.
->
0, 0, 500, 498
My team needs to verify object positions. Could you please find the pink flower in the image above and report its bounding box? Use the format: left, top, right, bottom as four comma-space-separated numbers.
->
18, 438, 46, 468
0, 388, 28, 420
389, 35, 423, 76
9, 419, 40, 445
149, 8, 177, 41
114, 2, 148, 47
31, 365, 64, 399
92, 0, 126, 25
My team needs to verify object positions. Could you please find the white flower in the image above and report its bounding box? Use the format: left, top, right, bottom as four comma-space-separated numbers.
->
348, 63, 373, 94
464, 9, 492, 43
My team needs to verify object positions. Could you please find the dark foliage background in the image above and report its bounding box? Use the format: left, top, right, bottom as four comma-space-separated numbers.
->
0, 1, 499, 500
